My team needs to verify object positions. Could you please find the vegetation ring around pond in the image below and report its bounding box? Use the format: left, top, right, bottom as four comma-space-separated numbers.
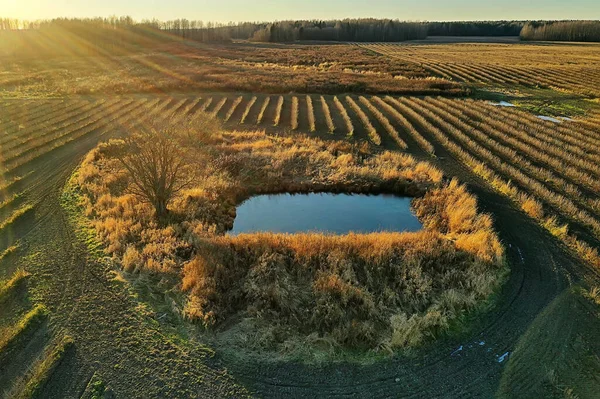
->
71, 115, 507, 361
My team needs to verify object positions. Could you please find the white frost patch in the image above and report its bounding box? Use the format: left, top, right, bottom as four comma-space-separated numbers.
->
488, 101, 516, 107
497, 352, 510, 363
537, 115, 562, 123
560, 116, 574, 122
517, 247, 525, 264
451, 346, 463, 356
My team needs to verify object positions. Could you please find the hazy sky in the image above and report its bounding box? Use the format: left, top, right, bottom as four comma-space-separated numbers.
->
2, 0, 599, 22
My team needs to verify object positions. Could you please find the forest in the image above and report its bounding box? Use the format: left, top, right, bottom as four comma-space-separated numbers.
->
1, 17, 599, 56
426, 21, 525, 36
249, 20, 428, 42
520, 21, 600, 42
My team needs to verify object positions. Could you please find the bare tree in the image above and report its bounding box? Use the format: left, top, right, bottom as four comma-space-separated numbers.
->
116, 121, 195, 220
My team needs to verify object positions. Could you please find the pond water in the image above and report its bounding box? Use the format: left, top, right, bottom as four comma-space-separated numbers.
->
229, 193, 423, 235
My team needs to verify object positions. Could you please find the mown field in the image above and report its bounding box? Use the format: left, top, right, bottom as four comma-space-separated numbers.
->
361, 42, 600, 97
1, 39, 600, 398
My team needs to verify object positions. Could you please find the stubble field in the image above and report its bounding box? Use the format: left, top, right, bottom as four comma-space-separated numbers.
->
1, 39, 600, 398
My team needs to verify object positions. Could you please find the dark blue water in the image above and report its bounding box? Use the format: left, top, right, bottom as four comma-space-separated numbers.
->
229, 193, 422, 235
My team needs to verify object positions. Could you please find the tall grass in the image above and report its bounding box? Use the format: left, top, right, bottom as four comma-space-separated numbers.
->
181, 180, 503, 351
240, 96, 257, 124
306, 95, 316, 132
273, 96, 284, 126
333, 96, 354, 136
74, 118, 507, 356
321, 96, 336, 133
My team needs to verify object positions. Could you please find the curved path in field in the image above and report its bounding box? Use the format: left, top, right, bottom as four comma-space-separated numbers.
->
0, 97, 599, 398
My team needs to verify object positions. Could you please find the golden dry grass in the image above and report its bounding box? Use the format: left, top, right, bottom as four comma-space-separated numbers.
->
321, 95, 336, 133
273, 96, 284, 126
74, 115, 504, 355
240, 96, 257, 124
362, 42, 600, 97
180, 178, 504, 351
256, 96, 270, 124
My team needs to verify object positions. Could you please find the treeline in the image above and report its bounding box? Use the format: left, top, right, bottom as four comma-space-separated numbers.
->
250, 20, 428, 42
427, 21, 525, 36
151, 20, 260, 42
520, 21, 600, 42
0, 17, 243, 57
1, 16, 599, 58
0, 18, 163, 57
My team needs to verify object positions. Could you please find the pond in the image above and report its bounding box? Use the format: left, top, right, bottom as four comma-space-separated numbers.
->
229, 193, 423, 235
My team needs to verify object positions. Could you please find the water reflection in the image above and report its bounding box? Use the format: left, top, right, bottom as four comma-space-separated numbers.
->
230, 193, 422, 235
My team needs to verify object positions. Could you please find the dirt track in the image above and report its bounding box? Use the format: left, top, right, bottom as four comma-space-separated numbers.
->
1, 97, 599, 398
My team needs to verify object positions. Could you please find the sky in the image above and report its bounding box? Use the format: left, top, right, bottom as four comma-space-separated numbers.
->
1, 0, 599, 23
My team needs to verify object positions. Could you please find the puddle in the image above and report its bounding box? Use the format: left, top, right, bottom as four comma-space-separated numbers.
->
229, 193, 423, 235
488, 101, 516, 107
536, 115, 562, 123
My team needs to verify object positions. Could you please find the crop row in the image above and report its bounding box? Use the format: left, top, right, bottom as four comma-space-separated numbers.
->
360, 43, 600, 95
391, 96, 600, 269
2, 95, 599, 267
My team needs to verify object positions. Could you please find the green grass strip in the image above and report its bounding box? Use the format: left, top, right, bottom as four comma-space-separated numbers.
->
0, 204, 34, 232
0, 244, 19, 262
0, 268, 29, 302
12, 335, 74, 399
0, 304, 48, 355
